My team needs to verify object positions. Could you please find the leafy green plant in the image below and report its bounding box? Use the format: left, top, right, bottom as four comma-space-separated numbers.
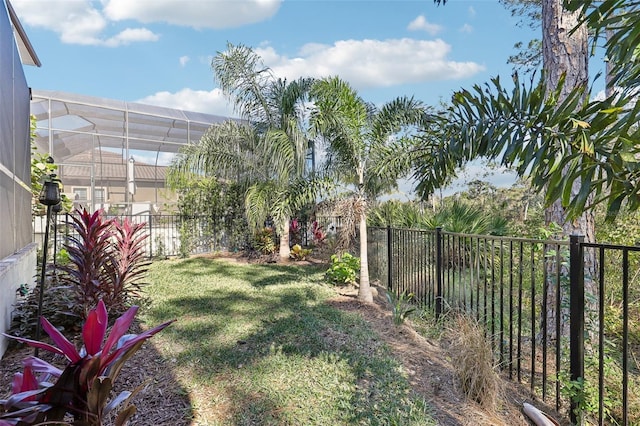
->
178, 220, 194, 258
55, 247, 70, 266
386, 290, 417, 326
253, 227, 276, 254
290, 244, 312, 261
325, 253, 360, 286
559, 375, 597, 423
9, 283, 80, 340
0, 299, 174, 426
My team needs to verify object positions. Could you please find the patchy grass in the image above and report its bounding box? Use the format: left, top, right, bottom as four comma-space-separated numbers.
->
142, 257, 435, 425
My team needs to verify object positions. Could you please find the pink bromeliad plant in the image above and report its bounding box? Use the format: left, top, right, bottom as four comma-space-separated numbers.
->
0, 300, 174, 426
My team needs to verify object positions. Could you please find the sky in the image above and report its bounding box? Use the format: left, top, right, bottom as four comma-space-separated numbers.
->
11, 0, 559, 196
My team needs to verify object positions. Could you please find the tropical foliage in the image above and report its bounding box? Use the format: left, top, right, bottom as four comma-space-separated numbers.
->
59, 209, 150, 319
170, 43, 322, 261
169, 175, 248, 252
11, 209, 151, 338
1, 300, 173, 426
416, 0, 640, 223
325, 253, 361, 286
309, 76, 425, 302
387, 73, 640, 221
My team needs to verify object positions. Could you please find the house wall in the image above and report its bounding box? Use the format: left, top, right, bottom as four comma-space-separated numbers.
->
0, 0, 37, 358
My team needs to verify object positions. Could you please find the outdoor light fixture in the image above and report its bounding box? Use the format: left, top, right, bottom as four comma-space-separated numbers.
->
34, 159, 62, 356
38, 175, 61, 206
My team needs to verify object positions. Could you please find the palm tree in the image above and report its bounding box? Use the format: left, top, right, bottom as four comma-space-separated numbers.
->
309, 76, 425, 303
172, 43, 317, 261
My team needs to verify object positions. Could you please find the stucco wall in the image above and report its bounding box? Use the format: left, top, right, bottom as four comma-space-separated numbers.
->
0, 243, 36, 358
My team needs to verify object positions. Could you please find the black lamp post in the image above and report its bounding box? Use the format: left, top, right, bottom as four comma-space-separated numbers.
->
52, 201, 62, 267
34, 161, 61, 355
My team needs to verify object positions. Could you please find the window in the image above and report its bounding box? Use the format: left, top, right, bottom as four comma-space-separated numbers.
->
71, 187, 107, 203
95, 188, 106, 203
72, 187, 87, 201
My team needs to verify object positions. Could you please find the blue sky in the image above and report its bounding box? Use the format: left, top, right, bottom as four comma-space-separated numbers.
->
12, 0, 554, 195
13, 0, 544, 116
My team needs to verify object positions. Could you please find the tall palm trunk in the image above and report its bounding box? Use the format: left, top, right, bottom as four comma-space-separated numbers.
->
358, 201, 373, 303
279, 217, 291, 261
542, 0, 596, 340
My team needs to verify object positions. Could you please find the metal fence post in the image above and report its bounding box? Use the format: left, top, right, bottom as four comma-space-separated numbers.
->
386, 225, 393, 292
569, 234, 585, 425
436, 227, 443, 319
148, 214, 153, 258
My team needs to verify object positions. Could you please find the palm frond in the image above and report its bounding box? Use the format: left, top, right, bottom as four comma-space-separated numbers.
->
411, 72, 640, 220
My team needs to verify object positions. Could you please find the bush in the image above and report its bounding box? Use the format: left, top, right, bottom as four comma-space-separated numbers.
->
290, 244, 312, 261
253, 227, 276, 254
325, 253, 360, 286
9, 277, 80, 340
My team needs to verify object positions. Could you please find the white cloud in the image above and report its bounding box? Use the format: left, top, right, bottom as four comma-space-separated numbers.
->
136, 88, 237, 117
256, 39, 485, 90
179, 56, 190, 67
468, 6, 476, 17
407, 15, 443, 36
104, 28, 160, 47
103, 0, 282, 29
459, 24, 473, 33
11, 0, 279, 46
11, 0, 159, 46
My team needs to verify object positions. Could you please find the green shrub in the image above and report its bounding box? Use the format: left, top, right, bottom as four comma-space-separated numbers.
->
55, 247, 70, 265
325, 253, 360, 285
254, 227, 276, 254
9, 279, 80, 340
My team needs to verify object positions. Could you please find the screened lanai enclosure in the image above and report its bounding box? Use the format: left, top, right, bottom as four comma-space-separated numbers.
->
30, 90, 232, 214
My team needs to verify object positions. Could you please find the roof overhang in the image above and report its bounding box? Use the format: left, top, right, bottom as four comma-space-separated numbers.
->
6, 0, 40, 67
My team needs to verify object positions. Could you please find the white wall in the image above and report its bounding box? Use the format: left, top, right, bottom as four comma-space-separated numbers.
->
0, 243, 36, 358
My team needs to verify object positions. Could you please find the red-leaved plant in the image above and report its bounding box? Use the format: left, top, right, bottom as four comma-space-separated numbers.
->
0, 300, 174, 425
311, 221, 326, 246
61, 209, 150, 319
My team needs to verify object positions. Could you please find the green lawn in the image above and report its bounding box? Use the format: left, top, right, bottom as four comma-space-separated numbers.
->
142, 257, 435, 425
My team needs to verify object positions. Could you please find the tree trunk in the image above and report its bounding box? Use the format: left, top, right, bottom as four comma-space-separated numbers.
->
357, 206, 373, 303
279, 217, 291, 261
542, 0, 597, 341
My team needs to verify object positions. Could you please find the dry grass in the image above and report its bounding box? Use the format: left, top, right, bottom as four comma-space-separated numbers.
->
447, 314, 502, 411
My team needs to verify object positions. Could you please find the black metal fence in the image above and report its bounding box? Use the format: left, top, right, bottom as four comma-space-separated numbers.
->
368, 226, 640, 425
33, 213, 241, 258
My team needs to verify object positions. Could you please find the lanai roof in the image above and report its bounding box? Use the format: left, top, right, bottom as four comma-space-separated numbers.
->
31, 90, 233, 166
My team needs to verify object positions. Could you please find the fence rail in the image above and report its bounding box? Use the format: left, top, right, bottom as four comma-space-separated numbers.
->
33, 213, 238, 258
368, 226, 640, 425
